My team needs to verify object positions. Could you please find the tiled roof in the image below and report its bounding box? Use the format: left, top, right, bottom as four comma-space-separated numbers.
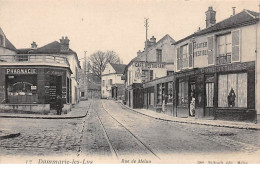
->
110, 63, 126, 74
29, 41, 76, 55
174, 9, 259, 45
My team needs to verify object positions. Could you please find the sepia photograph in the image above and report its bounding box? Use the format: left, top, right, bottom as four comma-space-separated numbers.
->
0, 0, 260, 165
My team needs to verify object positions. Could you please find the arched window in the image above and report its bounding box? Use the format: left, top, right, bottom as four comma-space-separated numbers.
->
0, 34, 4, 46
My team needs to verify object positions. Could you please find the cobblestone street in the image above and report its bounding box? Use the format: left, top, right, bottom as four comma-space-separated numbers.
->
1, 99, 260, 163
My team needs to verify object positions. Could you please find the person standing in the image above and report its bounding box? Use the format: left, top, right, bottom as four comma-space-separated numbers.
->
56, 95, 63, 115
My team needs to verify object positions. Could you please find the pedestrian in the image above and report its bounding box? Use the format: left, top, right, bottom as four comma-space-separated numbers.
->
56, 95, 64, 115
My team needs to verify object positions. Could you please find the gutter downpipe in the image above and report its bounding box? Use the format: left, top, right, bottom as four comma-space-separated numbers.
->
256, 12, 259, 124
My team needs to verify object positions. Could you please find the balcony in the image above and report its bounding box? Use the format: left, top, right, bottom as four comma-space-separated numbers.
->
0, 54, 70, 68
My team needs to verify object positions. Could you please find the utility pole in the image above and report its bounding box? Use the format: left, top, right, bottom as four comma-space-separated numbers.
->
84, 51, 87, 99
144, 18, 149, 82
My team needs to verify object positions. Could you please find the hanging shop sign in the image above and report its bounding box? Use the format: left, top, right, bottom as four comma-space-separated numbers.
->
6, 68, 37, 74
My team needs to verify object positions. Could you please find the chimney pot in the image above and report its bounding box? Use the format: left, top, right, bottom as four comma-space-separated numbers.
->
232, 7, 236, 15
31, 41, 37, 49
60, 36, 70, 52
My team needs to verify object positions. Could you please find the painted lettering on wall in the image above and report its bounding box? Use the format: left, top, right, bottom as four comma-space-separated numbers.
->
194, 41, 208, 57
6, 68, 37, 74
134, 62, 165, 69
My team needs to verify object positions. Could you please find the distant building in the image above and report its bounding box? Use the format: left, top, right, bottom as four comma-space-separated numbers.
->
101, 63, 126, 99
87, 72, 101, 99
124, 35, 175, 109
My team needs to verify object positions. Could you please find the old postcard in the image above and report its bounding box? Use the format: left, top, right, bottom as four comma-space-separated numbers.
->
0, 0, 260, 164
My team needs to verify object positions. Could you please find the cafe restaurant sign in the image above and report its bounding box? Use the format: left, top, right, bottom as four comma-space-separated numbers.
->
133, 62, 165, 69
6, 68, 37, 74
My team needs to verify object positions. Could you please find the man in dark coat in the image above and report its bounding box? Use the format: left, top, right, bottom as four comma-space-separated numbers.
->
56, 95, 63, 115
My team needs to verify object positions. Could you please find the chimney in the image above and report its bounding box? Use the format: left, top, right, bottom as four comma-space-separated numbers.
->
205, 6, 216, 28
145, 39, 152, 49
137, 50, 142, 57
60, 36, 70, 52
31, 41, 37, 49
232, 7, 236, 15
150, 36, 156, 46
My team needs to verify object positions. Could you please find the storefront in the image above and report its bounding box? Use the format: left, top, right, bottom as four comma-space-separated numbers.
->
143, 75, 175, 116
0, 66, 72, 114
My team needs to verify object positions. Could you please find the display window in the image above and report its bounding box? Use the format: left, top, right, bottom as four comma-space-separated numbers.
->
6, 75, 38, 104
218, 73, 247, 108
177, 79, 189, 107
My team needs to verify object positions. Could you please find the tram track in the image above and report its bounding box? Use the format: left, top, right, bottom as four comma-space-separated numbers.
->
94, 100, 160, 160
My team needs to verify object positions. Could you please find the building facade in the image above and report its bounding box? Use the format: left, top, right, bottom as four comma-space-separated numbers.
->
0, 33, 80, 114
101, 63, 126, 100
138, 7, 260, 122
124, 35, 175, 109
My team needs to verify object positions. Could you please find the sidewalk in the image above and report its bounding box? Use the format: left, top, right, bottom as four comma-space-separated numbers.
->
0, 100, 91, 119
117, 101, 260, 131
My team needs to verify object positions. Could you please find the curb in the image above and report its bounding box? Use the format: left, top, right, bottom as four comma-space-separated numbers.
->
117, 101, 260, 131
0, 103, 91, 120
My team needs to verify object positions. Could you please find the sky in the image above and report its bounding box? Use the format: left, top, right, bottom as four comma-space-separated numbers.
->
0, 0, 260, 65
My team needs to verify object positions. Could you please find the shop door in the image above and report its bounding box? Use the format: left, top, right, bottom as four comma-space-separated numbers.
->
49, 76, 62, 110
189, 82, 196, 116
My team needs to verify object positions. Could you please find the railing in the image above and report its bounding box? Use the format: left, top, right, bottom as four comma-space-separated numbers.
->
216, 53, 231, 65
0, 54, 70, 67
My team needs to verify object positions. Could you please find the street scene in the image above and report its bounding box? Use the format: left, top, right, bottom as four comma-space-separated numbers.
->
1, 0, 260, 164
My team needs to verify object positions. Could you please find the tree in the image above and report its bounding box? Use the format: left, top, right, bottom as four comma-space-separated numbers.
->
89, 50, 121, 79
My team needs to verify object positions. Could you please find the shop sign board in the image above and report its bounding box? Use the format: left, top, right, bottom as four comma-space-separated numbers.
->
6, 68, 37, 74
133, 62, 165, 69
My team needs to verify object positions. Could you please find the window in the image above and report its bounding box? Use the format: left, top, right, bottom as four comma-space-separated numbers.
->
216, 33, 231, 65
102, 80, 105, 87
149, 70, 153, 81
156, 49, 162, 62
142, 70, 149, 83
81, 92, 85, 97
205, 76, 214, 107
157, 84, 162, 104
0, 35, 4, 46
218, 73, 247, 107
109, 79, 112, 85
167, 71, 174, 76
178, 80, 188, 107
15, 55, 28, 62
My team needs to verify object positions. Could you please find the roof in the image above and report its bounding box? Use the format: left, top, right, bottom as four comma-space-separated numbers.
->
5, 38, 16, 51
124, 34, 175, 73
28, 41, 76, 55
174, 9, 259, 45
0, 27, 16, 51
110, 63, 126, 74
25, 41, 81, 68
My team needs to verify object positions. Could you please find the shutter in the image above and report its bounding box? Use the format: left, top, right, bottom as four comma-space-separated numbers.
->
177, 47, 181, 70
207, 36, 214, 65
232, 30, 240, 62
188, 43, 193, 67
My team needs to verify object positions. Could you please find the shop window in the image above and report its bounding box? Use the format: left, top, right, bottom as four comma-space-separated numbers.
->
178, 80, 188, 107
216, 33, 231, 65
156, 49, 162, 62
157, 84, 162, 104
218, 73, 247, 108
6, 75, 38, 104
205, 76, 214, 107
149, 91, 154, 105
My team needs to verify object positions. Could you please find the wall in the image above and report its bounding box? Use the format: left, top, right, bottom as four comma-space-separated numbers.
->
0, 47, 16, 55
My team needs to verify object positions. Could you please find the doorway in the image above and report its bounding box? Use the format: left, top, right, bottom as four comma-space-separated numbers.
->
49, 75, 62, 110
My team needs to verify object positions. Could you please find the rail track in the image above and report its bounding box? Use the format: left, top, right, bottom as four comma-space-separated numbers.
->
94, 100, 160, 160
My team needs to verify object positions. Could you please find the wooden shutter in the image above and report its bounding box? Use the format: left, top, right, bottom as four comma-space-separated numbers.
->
188, 43, 193, 67
177, 47, 182, 70
208, 36, 214, 65
232, 30, 240, 62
